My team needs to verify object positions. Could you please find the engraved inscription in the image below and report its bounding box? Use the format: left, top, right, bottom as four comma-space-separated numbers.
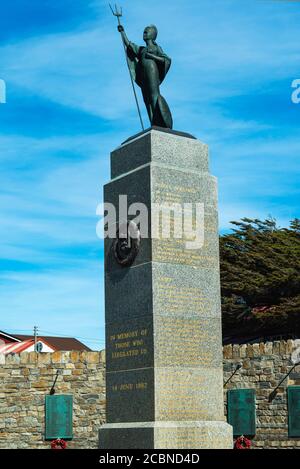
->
110, 328, 149, 360
167, 427, 229, 448
106, 318, 154, 372
156, 276, 212, 315
153, 182, 198, 205
155, 369, 223, 421
152, 178, 217, 211
155, 315, 222, 367
106, 369, 154, 423
151, 179, 218, 267
112, 381, 148, 392
152, 238, 217, 267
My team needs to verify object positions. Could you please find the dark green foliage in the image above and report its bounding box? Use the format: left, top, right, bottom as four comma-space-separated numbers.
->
220, 218, 300, 339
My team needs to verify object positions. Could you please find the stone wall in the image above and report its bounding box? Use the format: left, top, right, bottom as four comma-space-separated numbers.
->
0, 351, 105, 449
223, 339, 300, 449
1, 341, 300, 449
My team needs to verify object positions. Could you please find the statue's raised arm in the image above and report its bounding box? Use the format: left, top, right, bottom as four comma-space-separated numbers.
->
117, 24, 130, 49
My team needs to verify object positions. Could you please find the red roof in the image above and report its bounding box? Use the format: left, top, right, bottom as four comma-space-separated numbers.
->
0, 339, 34, 354
14, 335, 91, 351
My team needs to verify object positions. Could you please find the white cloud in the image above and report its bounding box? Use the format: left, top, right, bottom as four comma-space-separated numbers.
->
1, 0, 299, 121
0, 0, 299, 344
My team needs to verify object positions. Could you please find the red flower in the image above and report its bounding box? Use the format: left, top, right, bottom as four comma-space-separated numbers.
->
234, 435, 251, 449
51, 438, 67, 450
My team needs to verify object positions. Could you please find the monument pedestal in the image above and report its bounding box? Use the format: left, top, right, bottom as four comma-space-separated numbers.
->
99, 128, 233, 449
100, 421, 232, 449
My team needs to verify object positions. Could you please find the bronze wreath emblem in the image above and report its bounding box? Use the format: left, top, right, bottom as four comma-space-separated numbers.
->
113, 221, 141, 267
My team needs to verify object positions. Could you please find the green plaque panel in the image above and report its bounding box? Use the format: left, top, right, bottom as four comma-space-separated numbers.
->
45, 395, 73, 440
227, 389, 256, 436
288, 386, 300, 437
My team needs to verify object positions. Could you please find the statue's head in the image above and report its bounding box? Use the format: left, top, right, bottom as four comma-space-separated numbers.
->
143, 25, 158, 42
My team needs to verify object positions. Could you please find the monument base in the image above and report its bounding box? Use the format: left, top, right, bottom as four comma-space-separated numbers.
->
101, 129, 233, 450
99, 421, 233, 449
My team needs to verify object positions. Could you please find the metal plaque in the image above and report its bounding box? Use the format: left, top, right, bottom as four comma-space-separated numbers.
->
45, 395, 73, 440
288, 386, 300, 437
227, 389, 256, 436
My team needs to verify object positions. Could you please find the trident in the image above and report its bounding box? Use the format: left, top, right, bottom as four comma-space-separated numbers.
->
109, 4, 145, 130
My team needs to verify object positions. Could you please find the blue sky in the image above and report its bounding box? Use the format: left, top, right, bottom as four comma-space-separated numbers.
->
0, 0, 299, 350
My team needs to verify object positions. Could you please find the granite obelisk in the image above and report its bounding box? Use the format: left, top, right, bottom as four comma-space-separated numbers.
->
99, 127, 233, 448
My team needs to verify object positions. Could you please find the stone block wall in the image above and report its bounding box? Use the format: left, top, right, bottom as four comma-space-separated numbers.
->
223, 339, 300, 449
0, 351, 105, 449
1, 341, 300, 449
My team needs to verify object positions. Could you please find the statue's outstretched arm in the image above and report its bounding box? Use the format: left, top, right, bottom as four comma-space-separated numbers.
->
117, 25, 130, 48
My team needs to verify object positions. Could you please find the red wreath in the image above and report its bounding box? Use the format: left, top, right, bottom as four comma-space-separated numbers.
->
51, 438, 67, 450
234, 435, 251, 449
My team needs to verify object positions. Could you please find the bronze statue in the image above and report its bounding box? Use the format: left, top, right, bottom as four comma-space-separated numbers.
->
110, 6, 173, 129
118, 24, 173, 129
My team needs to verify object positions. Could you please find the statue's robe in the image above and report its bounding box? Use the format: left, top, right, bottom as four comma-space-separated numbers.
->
126, 42, 173, 129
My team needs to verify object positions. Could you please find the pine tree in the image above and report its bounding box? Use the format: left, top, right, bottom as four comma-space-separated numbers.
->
220, 218, 300, 340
